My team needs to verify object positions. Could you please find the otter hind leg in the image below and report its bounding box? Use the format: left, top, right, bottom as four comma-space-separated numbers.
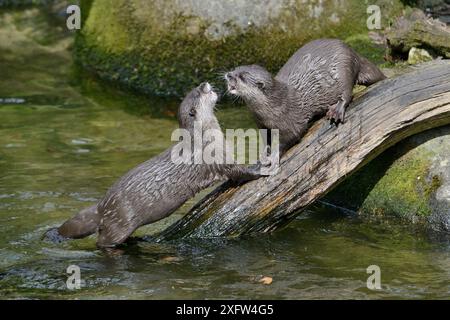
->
357, 56, 386, 86
96, 224, 136, 248
96, 211, 138, 248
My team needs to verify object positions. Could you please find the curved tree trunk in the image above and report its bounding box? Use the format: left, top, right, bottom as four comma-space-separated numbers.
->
156, 60, 450, 241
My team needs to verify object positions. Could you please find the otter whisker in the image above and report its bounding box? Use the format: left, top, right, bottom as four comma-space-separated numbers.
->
214, 70, 229, 81
223, 39, 386, 155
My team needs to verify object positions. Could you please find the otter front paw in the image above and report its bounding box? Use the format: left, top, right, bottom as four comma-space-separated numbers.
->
327, 102, 346, 125
252, 156, 279, 177
254, 163, 270, 176
259, 145, 272, 166
326, 108, 344, 124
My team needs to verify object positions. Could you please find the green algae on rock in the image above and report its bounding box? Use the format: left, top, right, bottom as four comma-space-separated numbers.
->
325, 126, 450, 232
386, 8, 450, 61
0, 0, 49, 7
407, 47, 433, 64
75, 0, 404, 97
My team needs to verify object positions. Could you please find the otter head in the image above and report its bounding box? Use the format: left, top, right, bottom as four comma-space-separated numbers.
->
178, 82, 218, 131
225, 65, 273, 101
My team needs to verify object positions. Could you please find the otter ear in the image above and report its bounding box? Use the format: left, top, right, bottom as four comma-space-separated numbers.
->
256, 81, 265, 90
189, 108, 196, 117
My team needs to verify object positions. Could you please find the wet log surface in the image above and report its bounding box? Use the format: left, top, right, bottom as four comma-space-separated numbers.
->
156, 60, 450, 241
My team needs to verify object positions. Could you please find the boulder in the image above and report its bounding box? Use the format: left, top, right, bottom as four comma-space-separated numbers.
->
408, 47, 433, 64
386, 8, 450, 61
325, 126, 450, 233
75, 0, 404, 96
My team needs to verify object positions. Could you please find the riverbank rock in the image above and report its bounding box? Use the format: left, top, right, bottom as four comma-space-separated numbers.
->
414, 0, 450, 25
386, 8, 450, 61
408, 47, 433, 64
75, 0, 404, 97
0, 0, 60, 8
325, 126, 450, 233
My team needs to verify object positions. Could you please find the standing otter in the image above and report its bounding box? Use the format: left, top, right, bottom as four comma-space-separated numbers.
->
45, 82, 267, 248
225, 38, 386, 154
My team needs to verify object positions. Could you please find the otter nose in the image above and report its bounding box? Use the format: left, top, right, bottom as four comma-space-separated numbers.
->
201, 82, 211, 93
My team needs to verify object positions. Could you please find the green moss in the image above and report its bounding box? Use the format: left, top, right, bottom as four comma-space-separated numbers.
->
380, 59, 410, 69
361, 156, 431, 217
326, 147, 441, 221
75, 0, 405, 97
82, 0, 133, 54
344, 34, 386, 65
424, 174, 442, 202
0, 0, 51, 8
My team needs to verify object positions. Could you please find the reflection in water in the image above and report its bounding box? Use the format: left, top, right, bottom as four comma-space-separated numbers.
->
0, 8, 449, 300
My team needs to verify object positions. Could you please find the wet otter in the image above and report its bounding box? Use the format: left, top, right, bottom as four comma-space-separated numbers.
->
45, 82, 267, 248
225, 38, 386, 153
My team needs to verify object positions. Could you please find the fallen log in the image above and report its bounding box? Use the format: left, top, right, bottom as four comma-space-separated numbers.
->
156, 60, 450, 241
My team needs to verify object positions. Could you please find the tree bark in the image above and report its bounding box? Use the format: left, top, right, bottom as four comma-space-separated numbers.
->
156, 60, 450, 241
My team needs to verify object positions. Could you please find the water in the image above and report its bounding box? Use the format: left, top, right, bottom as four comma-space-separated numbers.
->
0, 8, 449, 300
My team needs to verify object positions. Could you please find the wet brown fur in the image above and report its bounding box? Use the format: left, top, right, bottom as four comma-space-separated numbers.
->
45, 83, 265, 248
226, 39, 386, 153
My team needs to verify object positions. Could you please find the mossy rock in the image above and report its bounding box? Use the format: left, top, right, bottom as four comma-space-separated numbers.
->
75, 0, 404, 97
407, 47, 433, 64
325, 126, 450, 232
0, 0, 56, 8
385, 8, 450, 61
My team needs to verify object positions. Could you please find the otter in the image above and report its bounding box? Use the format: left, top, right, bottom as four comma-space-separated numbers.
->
225, 38, 386, 154
45, 82, 267, 248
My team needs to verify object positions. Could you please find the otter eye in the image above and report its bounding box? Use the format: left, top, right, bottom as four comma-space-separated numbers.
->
256, 81, 265, 90
189, 108, 196, 117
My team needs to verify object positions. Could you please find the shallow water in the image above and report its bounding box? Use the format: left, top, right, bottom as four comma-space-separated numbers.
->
0, 8, 449, 300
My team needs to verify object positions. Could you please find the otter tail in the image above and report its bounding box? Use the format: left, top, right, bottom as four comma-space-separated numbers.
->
356, 55, 386, 86
43, 204, 99, 242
